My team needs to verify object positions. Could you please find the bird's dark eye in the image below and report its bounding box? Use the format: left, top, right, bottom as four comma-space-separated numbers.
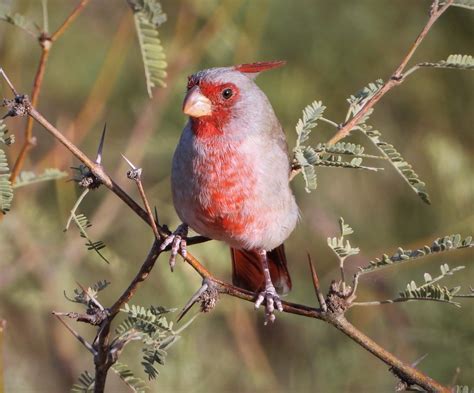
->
222, 88, 233, 99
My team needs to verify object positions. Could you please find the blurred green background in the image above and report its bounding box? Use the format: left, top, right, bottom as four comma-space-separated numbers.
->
0, 0, 473, 392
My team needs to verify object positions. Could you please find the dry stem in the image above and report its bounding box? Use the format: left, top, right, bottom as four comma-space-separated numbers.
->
327, 0, 453, 146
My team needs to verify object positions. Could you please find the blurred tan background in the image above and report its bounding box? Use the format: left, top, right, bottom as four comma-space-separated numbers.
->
0, 0, 473, 392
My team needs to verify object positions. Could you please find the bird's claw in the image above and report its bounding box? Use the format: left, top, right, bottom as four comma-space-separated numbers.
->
160, 223, 188, 272
255, 284, 283, 325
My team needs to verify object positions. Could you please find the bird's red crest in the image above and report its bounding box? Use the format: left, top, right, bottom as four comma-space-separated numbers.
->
234, 60, 286, 75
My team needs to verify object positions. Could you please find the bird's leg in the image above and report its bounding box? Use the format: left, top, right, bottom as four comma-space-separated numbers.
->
160, 223, 188, 272
254, 249, 283, 324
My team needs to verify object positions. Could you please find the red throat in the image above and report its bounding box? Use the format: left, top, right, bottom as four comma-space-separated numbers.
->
187, 80, 239, 138
190, 112, 229, 138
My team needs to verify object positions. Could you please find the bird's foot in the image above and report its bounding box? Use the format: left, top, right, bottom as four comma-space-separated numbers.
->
160, 223, 188, 272
255, 284, 283, 325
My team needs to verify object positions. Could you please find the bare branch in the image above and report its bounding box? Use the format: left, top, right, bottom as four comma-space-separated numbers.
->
327, 0, 454, 145
122, 154, 162, 240
53, 314, 96, 355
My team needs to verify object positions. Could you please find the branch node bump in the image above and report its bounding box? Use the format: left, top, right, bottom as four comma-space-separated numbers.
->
2, 95, 31, 118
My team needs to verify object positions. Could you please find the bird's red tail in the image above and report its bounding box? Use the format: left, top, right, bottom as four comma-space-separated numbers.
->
230, 244, 292, 295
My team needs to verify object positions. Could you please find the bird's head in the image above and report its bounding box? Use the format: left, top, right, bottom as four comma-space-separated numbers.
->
183, 61, 285, 137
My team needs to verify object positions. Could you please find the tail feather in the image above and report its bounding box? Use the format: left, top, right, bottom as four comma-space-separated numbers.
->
230, 244, 292, 295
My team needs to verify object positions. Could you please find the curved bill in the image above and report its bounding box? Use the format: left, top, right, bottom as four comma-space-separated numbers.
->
182, 86, 212, 117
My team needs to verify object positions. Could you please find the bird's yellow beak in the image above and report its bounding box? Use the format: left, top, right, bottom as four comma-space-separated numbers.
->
182, 86, 212, 117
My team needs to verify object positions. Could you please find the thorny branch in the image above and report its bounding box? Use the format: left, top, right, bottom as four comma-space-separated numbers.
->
327, 0, 454, 145
0, 1, 465, 392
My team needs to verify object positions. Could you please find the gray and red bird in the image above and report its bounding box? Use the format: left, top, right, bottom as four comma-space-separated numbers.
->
161, 61, 298, 323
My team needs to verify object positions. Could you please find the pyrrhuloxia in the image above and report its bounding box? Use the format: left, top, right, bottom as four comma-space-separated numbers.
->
162, 61, 298, 323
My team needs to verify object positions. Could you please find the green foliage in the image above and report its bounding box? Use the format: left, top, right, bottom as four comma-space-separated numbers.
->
454, 385, 474, 393
0, 120, 14, 145
444, 0, 474, 10
327, 217, 360, 261
399, 264, 466, 306
359, 124, 431, 204
64, 279, 110, 306
293, 100, 326, 192
414, 54, 474, 72
13, 168, 67, 189
0, 2, 37, 37
313, 153, 382, 171
115, 304, 180, 380
111, 362, 149, 393
360, 234, 473, 274
0, 120, 13, 214
128, 0, 168, 97
295, 100, 326, 146
346, 79, 383, 121
71, 370, 95, 392
70, 213, 110, 264
315, 142, 365, 156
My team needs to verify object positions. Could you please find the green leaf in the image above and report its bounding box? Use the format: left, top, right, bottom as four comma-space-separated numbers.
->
346, 79, 383, 121
339, 217, 354, 236
442, 0, 474, 10
111, 362, 149, 392
295, 100, 326, 147
128, 0, 167, 26
416, 54, 474, 71
0, 8, 36, 37
129, 0, 168, 97
398, 264, 466, 307
13, 168, 67, 189
360, 234, 473, 274
0, 149, 13, 214
454, 385, 472, 393
71, 213, 110, 264
64, 280, 110, 306
359, 125, 431, 204
327, 217, 359, 260
292, 100, 326, 192
315, 142, 365, 156
313, 152, 382, 172
0, 120, 14, 145
71, 370, 94, 392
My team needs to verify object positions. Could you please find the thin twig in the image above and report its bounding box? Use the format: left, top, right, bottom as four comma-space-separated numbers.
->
351, 297, 460, 307
50, 0, 92, 42
307, 253, 328, 312
121, 154, 161, 240
53, 314, 96, 355
64, 188, 90, 231
0, 68, 18, 96
327, 0, 453, 145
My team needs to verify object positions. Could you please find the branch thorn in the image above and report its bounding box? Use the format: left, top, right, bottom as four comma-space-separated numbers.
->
95, 123, 107, 165
307, 252, 328, 312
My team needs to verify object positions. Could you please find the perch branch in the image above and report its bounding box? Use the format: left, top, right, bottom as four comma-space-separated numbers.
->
327, 0, 453, 145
